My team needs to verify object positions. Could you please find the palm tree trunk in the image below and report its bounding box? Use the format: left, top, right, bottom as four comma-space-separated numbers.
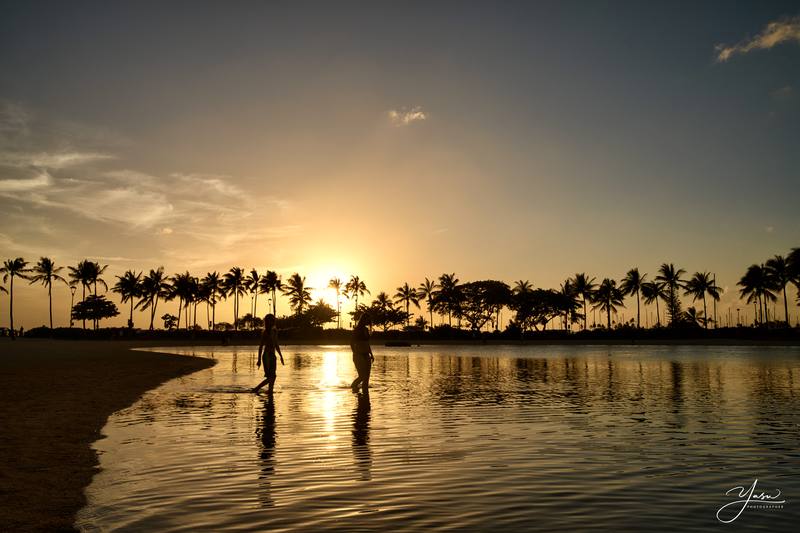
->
406, 301, 410, 327
636, 292, 640, 328
272, 289, 277, 315
9, 276, 15, 340
702, 294, 707, 329
234, 292, 238, 330
607, 306, 611, 330
783, 286, 789, 326
583, 296, 587, 330
48, 283, 53, 329
212, 302, 216, 330
82, 285, 86, 330
176, 298, 183, 328
655, 298, 661, 327
129, 299, 134, 328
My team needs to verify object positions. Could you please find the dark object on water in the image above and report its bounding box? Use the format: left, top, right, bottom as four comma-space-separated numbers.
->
385, 341, 412, 347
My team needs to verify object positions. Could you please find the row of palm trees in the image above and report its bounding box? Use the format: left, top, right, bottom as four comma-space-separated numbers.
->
2, 247, 798, 334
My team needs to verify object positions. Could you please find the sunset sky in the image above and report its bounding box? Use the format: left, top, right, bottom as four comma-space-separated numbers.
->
1, 1, 799, 327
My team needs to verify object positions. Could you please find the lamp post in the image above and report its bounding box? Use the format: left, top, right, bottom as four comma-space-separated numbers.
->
69, 284, 77, 328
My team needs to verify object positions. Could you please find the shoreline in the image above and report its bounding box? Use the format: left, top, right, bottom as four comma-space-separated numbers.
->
124, 337, 800, 347
0, 339, 216, 532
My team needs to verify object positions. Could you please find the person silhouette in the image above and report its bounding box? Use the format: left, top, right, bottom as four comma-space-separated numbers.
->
350, 314, 374, 394
253, 314, 284, 394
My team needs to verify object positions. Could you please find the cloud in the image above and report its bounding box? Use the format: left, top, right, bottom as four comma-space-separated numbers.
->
770, 85, 795, 101
0, 151, 113, 169
388, 106, 427, 126
0, 171, 51, 192
716, 16, 800, 62
0, 101, 30, 137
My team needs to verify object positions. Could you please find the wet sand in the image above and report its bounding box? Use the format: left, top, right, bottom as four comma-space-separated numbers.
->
0, 340, 215, 532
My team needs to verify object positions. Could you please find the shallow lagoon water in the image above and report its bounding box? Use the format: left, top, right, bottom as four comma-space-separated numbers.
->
77, 344, 800, 531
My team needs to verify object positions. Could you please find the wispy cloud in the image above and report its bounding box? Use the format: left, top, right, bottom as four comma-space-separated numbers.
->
715, 16, 800, 62
0, 171, 51, 192
0, 151, 113, 169
388, 106, 427, 126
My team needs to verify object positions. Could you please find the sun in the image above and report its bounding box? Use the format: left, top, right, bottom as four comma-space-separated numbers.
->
304, 263, 354, 306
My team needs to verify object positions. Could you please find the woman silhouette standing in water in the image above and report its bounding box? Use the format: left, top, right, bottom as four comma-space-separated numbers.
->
350, 314, 374, 394
253, 314, 284, 394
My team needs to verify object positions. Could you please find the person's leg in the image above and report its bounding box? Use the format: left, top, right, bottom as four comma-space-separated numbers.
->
253, 379, 269, 393
351, 355, 362, 391
361, 360, 372, 394
266, 357, 277, 394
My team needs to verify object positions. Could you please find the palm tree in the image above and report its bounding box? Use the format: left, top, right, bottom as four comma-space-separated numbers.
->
67, 260, 108, 329
571, 273, 596, 330
737, 264, 775, 325
592, 278, 625, 330
170, 272, 197, 329
245, 269, 262, 318
223, 267, 247, 330
558, 278, 581, 330
29, 257, 68, 329
683, 272, 722, 329
1, 258, 31, 339
200, 272, 224, 330
394, 282, 420, 327
641, 280, 666, 327
282, 273, 312, 315
765, 255, 792, 326
655, 263, 686, 325
259, 271, 282, 316
417, 277, 439, 328
137, 267, 171, 330
436, 273, 461, 326
329, 277, 343, 328
112, 270, 142, 328
619, 268, 645, 328
67, 260, 93, 329
345, 275, 370, 316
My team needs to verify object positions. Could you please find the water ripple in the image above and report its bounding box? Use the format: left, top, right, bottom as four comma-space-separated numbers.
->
77, 345, 800, 531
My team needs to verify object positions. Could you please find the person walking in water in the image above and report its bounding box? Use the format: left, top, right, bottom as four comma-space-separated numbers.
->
253, 314, 284, 394
350, 314, 374, 394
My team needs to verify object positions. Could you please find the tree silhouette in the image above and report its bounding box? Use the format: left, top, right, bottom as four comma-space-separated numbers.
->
245, 269, 262, 318
619, 268, 645, 328
394, 282, 419, 327
765, 255, 792, 326
67, 260, 108, 329
655, 263, 686, 325
223, 267, 247, 330
170, 272, 198, 329
329, 277, 343, 328
641, 280, 666, 327
592, 278, 625, 330
737, 264, 775, 325
571, 273, 596, 330
137, 267, 171, 330
259, 271, 282, 317
435, 273, 461, 327
200, 272, 224, 330
345, 275, 370, 319
1, 258, 31, 338
71, 295, 119, 325
112, 270, 142, 328
282, 273, 312, 316
683, 272, 721, 329
417, 277, 439, 329
29, 257, 68, 329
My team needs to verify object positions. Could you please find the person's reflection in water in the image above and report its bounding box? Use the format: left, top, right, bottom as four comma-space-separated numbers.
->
351, 392, 372, 481
256, 397, 277, 507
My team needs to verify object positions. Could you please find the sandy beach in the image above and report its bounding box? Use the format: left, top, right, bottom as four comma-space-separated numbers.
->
0, 340, 215, 532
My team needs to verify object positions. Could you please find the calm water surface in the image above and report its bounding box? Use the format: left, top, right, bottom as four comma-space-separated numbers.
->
77, 344, 800, 531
